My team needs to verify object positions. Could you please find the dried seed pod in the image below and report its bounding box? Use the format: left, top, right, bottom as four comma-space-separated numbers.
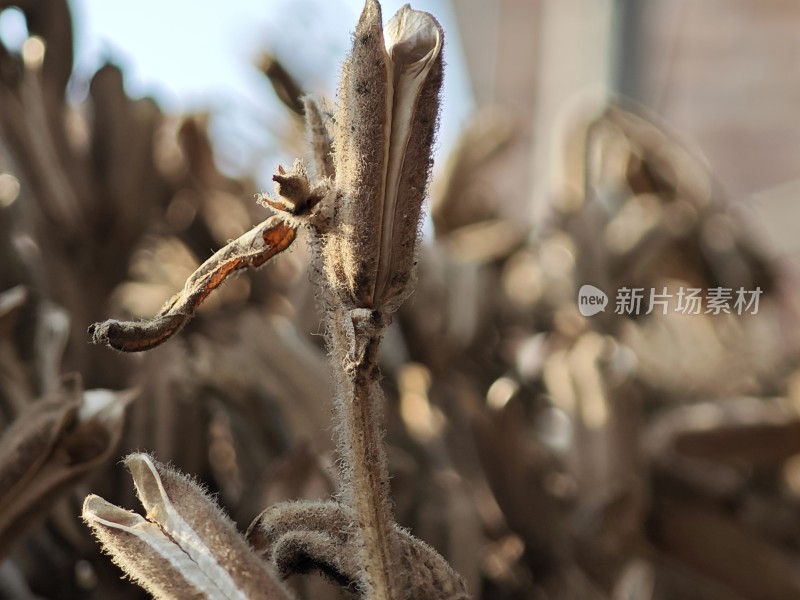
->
83, 454, 294, 600
0, 377, 129, 558
83, 496, 220, 600
324, 0, 443, 312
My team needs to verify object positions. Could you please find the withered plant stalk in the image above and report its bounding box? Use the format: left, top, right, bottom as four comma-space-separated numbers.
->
318, 1, 443, 595
86, 1, 467, 598
329, 310, 397, 597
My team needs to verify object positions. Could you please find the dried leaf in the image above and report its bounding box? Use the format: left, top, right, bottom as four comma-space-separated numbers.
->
248, 501, 357, 587
89, 216, 296, 351
248, 500, 470, 599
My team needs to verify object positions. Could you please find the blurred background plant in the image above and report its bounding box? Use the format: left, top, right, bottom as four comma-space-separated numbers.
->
1, 0, 800, 599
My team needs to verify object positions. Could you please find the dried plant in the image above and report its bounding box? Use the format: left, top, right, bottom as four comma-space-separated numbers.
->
86, 1, 467, 598
0, 370, 128, 559
4, 0, 800, 598
89, 216, 297, 352
83, 454, 294, 599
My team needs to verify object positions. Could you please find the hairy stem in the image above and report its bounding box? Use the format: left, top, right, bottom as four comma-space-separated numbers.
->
330, 308, 401, 600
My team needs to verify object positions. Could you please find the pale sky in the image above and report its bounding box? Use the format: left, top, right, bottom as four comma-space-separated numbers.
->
58, 0, 475, 185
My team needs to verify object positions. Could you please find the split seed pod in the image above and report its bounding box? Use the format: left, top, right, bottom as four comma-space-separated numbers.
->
325, 0, 443, 312
82, 454, 294, 600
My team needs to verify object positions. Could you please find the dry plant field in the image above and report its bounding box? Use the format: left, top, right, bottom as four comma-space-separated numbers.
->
1, 1, 800, 599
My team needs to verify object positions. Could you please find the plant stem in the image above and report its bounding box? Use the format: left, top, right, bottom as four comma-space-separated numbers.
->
330, 309, 401, 600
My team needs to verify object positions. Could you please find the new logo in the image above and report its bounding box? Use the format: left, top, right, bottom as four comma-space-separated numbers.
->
578, 284, 608, 317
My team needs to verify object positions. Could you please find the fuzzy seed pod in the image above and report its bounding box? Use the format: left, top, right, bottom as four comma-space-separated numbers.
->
82, 454, 294, 600
325, 0, 443, 312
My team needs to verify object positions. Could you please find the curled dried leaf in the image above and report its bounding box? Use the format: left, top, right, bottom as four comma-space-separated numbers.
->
273, 530, 359, 588
89, 216, 296, 352
247, 501, 352, 567
247, 500, 470, 599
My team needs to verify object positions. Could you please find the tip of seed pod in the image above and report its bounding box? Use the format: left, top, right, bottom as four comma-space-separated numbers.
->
358, 0, 383, 31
